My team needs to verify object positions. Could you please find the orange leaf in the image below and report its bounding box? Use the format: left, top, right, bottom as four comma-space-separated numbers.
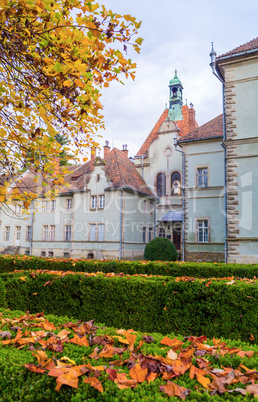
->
172, 359, 192, 376
24, 363, 47, 374
67, 334, 89, 347
160, 381, 191, 399
129, 363, 148, 383
147, 371, 157, 382
160, 336, 183, 349
124, 332, 137, 352
196, 374, 211, 389
84, 377, 103, 393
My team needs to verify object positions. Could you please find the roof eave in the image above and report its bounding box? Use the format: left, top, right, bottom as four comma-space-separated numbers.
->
179, 135, 223, 144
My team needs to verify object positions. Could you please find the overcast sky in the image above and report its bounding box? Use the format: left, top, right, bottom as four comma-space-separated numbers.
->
89, 0, 258, 158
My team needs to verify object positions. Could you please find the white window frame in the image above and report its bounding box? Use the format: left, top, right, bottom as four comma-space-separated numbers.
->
196, 166, 208, 188
159, 228, 166, 238
26, 226, 32, 241
15, 204, 22, 215
15, 226, 21, 240
99, 195, 105, 209
66, 198, 72, 211
51, 199, 56, 212
49, 225, 55, 241
91, 196, 97, 209
64, 225, 72, 241
42, 225, 49, 241
4, 226, 10, 241
43, 200, 50, 213
196, 219, 210, 243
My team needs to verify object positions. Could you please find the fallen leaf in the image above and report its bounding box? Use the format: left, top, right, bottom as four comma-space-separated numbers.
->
160, 381, 191, 399
129, 363, 148, 383
160, 336, 183, 349
84, 377, 103, 393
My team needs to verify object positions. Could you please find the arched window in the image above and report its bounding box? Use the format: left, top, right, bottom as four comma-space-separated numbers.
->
171, 171, 181, 195
157, 173, 166, 196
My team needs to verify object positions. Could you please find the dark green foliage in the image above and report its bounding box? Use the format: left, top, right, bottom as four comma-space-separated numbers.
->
144, 237, 178, 261
0, 278, 7, 308
1, 255, 258, 278
2, 272, 257, 343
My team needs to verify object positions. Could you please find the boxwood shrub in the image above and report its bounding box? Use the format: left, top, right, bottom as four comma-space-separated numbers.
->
2, 272, 257, 343
144, 237, 178, 261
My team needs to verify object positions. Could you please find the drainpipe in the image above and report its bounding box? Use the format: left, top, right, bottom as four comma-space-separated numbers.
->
210, 42, 227, 263
154, 199, 157, 237
119, 188, 124, 260
30, 201, 35, 256
173, 138, 185, 261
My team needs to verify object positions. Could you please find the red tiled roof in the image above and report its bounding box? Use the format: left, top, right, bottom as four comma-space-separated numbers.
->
11, 148, 155, 198
137, 109, 168, 155
179, 114, 223, 143
217, 38, 258, 60
105, 148, 155, 197
137, 105, 198, 155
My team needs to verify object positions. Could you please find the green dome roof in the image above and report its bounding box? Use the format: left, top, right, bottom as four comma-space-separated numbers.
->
169, 69, 183, 87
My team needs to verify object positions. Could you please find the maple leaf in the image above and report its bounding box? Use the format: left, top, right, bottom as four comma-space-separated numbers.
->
129, 363, 148, 383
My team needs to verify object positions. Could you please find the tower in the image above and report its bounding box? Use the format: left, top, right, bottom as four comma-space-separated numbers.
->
167, 69, 183, 121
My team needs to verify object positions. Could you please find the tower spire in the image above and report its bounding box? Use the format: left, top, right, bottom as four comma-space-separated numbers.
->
167, 69, 183, 121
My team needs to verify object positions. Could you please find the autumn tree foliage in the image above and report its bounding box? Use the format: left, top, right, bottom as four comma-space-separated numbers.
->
0, 0, 142, 202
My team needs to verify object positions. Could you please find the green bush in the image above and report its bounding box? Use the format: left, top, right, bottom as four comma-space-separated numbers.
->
144, 237, 178, 261
2, 272, 257, 342
0, 278, 7, 308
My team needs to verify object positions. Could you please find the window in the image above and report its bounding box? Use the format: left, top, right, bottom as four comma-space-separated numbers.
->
148, 227, 153, 242
43, 200, 50, 213
16, 226, 21, 240
197, 168, 208, 188
171, 171, 181, 195
66, 199, 72, 211
149, 201, 154, 213
48, 251, 54, 257
157, 173, 166, 196
143, 200, 147, 213
42, 225, 48, 241
26, 226, 32, 241
25, 250, 30, 256
64, 252, 70, 258
65, 225, 72, 241
98, 224, 104, 241
159, 228, 166, 238
96, 174, 100, 182
91, 196, 97, 209
99, 195, 105, 209
50, 225, 55, 241
143, 226, 146, 243
15, 204, 22, 215
4, 226, 10, 241
51, 200, 56, 212
89, 224, 96, 241
41, 251, 46, 257
197, 220, 209, 243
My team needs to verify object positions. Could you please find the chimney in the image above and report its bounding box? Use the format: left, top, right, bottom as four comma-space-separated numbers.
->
189, 103, 197, 132
103, 140, 110, 159
91, 147, 96, 163
52, 156, 60, 176
122, 144, 128, 157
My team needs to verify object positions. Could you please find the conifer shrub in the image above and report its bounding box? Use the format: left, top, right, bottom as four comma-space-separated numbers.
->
144, 237, 178, 261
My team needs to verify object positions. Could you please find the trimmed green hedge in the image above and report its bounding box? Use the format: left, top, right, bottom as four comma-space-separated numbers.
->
2, 272, 258, 343
1, 255, 258, 278
0, 277, 7, 308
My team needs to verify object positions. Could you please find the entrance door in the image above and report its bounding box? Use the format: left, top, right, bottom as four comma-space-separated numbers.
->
173, 229, 181, 250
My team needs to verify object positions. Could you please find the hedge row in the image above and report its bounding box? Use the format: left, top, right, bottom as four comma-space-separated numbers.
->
2, 272, 258, 342
0, 309, 257, 401
1, 255, 258, 278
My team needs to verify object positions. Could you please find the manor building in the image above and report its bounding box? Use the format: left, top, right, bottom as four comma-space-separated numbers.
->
0, 38, 257, 262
